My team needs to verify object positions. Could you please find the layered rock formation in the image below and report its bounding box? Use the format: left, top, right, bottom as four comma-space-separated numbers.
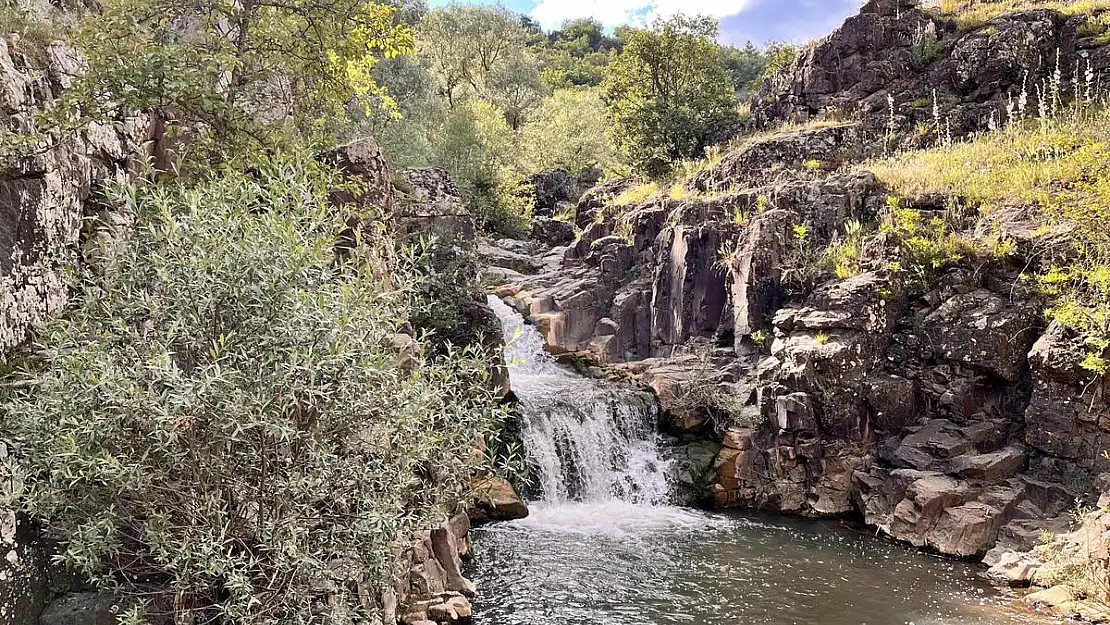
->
485, 0, 1110, 564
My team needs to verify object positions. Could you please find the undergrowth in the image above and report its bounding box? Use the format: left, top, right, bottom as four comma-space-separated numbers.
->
871, 100, 1110, 376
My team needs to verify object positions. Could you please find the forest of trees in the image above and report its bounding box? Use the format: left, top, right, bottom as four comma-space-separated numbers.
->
359, 1, 789, 232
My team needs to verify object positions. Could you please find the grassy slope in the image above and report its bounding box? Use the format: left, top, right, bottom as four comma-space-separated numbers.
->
870, 106, 1110, 370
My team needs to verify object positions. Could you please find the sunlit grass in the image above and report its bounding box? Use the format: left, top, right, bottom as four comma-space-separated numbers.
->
928, 0, 1110, 30
870, 106, 1110, 372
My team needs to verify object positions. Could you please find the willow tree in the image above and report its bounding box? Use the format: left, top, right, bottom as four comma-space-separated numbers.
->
602, 14, 737, 177
54, 0, 414, 167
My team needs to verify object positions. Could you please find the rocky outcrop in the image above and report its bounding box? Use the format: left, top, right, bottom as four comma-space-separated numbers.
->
752, 0, 1110, 142
1, 38, 146, 361
525, 168, 602, 218
470, 476, 529, 522
388, 512, 478, 625
481, 0, 1110, 566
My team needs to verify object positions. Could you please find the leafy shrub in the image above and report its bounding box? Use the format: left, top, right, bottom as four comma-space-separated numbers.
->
880, 199, 974, 287
432, 100, 532, 236
0, 152, 505, 624
602, 15, 738, 178
518, 87, 619, 174
823, 218, 868, 279
753, 42, 798, 90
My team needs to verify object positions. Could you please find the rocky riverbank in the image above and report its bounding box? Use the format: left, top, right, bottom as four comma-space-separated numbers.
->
482, 0, 1110, 616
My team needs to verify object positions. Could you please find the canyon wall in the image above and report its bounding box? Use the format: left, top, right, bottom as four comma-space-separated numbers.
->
486, 0, 1110, 567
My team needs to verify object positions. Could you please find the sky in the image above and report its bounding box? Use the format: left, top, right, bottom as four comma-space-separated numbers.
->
425, 0, 862, 46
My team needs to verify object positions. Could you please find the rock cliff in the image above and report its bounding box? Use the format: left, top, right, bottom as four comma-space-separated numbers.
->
485, 0, 1110, 563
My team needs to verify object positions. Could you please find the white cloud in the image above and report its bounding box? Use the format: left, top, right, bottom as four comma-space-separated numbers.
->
530, 0, 752, 30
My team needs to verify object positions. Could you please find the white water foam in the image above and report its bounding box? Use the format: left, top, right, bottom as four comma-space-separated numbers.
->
487, 295, 708, 535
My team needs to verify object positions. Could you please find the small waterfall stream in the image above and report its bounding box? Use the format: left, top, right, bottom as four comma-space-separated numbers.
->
488, 294, 671, 508
469, 296, 1052, 625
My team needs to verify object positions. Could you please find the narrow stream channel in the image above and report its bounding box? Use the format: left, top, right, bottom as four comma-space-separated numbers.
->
474, 296, 1049, 625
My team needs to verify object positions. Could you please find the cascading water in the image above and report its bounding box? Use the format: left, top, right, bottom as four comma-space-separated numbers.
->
487, 294, 673, 511
469, 297, 1051, 625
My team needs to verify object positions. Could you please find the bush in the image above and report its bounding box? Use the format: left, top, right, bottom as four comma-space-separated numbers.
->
518, 88, 619, 174
0, 152, 505, 624
432, 100, 532, 236
602, 15, 738, 178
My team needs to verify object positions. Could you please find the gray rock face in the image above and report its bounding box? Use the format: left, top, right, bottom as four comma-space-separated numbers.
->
751, 0, 1110, 142
1024, 321, 1110, 463
923, 289, 1036, 381
38, 593, 123, 625
1, 38, 145, 362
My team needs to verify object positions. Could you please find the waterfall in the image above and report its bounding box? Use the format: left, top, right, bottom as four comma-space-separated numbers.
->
487, 295, 672, 508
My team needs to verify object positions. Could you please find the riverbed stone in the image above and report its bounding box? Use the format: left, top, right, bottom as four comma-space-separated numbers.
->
471, 476, 529, 521
38, 593, 125, 625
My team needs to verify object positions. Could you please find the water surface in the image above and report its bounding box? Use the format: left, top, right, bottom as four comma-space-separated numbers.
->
468, 504, 1047, 625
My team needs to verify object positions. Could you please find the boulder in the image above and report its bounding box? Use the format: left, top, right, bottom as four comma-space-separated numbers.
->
531, 217, 575, 247
1024, 585, 1077, 608
38, 593, 124, 625
793, 271, 903, 334
527, 169, 575, 217
322, 138, 395, 213
395, 168, 477, 256
471, 477, 528, 521
1024, 321, 1110, 461
923, 289, 1036, 381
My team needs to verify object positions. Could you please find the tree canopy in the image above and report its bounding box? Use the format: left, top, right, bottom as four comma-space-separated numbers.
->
56, 0, 414, 166
602, 15, 740, 177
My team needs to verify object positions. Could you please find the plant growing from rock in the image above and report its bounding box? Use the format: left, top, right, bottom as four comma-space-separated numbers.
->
0, 151, 507, 624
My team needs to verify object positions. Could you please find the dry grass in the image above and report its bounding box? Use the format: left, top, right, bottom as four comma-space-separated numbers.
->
870, 106, 1110, 369
928, 0, 1110, 30
0, 8, 71, 68
611, 181, 662, 206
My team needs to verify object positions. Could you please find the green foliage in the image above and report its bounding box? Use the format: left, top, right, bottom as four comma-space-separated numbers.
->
488, 52, 547, 130
365, 54, 447, 167
717, 41, 774, 97
873, 99, 1110, 376
432, 100, 531, 235
754, 42, 798, 90
0, 151, 506, 623
519, 88, 619, 174
46, 0, 413, 166
880, 201, 973, 287
416, 4, 530, 109
528, 17, 621, 89
824, 218, 868, 279
602, 15, 739, 178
